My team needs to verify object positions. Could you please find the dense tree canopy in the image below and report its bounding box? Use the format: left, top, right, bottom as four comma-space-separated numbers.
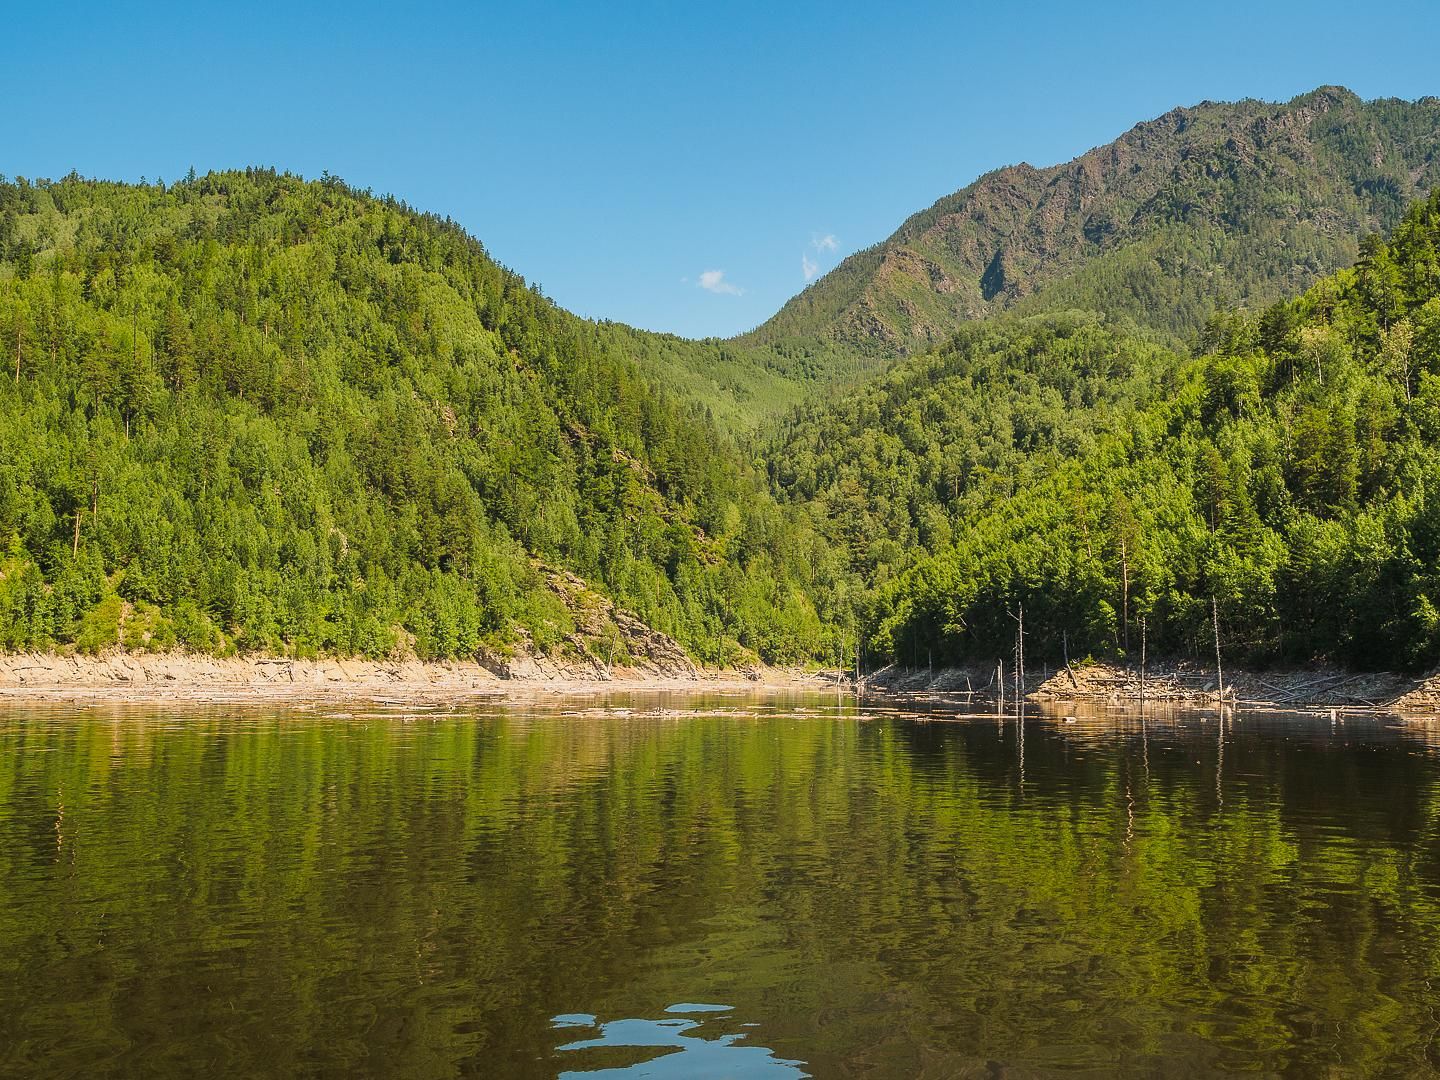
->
3, 164, 1440, 676
0, 170, 845, 665
796, 189, 1440, 672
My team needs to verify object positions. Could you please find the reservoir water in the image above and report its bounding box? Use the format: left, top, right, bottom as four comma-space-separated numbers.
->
2, 692, 1439, 1077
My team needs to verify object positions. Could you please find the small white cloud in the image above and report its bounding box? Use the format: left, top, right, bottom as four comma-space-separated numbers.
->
813, 233, 839, 253
802, 253, 819, 281
698, 269, 743, 296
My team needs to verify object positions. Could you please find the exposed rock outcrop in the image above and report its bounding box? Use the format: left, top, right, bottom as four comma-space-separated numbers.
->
475, 567, 697, 681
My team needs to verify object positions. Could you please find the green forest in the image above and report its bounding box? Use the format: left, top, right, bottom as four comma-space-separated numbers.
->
0, 170, 846, 666
803, 191, 1440, 671
3, 115, 1440, 675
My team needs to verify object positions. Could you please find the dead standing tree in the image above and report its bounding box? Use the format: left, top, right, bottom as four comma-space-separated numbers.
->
1212, 596, 1226, 708
1139, 616, 1148, 707
1008, 604, 1025, 717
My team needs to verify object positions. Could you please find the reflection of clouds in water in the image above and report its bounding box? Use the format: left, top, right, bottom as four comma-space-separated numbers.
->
553, 1004, 809, 1079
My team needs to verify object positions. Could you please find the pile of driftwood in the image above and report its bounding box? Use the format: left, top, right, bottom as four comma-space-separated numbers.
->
855, 659, 1440, 712
1033, 663, 1416, 709
1034, 664, 1218, 703
1237, 671, 1401, 708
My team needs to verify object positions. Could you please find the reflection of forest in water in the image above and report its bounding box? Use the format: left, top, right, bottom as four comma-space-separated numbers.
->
1, 693, 1439, 1078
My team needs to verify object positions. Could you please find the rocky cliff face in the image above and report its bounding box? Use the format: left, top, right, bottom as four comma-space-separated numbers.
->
744, 87, 1440, 354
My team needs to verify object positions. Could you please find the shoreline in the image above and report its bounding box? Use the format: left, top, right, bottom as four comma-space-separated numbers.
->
7, 652, 1440, 715
864, 661, 1440, 715
0, 651, 845, 706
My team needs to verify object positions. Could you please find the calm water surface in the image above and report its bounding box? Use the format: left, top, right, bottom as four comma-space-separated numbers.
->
3, 693, 1440, 1078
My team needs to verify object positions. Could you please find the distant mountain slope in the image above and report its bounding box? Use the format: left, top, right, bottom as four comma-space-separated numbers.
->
744, 87, 1440, 355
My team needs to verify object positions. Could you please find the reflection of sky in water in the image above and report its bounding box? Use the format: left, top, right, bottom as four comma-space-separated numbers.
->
552, 1004, 809, 1078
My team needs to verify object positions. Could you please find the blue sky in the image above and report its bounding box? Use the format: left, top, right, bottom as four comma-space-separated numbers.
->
5, 1, 1440, 338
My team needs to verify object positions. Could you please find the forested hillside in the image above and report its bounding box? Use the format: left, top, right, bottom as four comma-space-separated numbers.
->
745, 88, 1440, 358
765, 312, 1186, 588
4, 94, 1440, 676
813, 189, 1440, 671
0, 170, 846, 665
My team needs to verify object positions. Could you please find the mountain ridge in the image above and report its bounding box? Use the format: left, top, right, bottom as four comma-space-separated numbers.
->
741, 86, 1440, 355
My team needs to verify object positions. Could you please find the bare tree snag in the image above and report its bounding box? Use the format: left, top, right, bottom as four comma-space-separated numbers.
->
1140, 616, 1148, 706
1120, 536, 1129, 653
1212, 597, 1225, 707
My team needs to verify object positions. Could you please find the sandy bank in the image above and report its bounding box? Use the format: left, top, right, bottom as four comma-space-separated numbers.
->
0, 651, 842, 705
